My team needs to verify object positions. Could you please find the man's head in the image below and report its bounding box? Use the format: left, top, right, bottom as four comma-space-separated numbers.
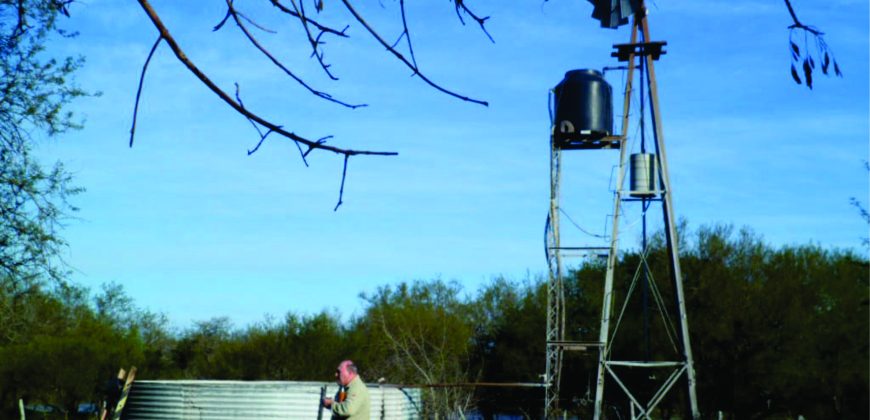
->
335, 360, 358, 386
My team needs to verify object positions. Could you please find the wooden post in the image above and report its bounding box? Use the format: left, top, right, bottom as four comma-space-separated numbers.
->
317, 385, 326, 420
111, 366, 137, 420
100, 368, 127, 420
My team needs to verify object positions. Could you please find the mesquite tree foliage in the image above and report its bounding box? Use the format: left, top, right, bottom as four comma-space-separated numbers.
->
0, 0, 85, 301
783, 0, 841, 89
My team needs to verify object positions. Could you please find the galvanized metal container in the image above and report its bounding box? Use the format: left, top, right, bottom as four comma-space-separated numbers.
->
629, 153, 659, 197
123, 380, 422, 420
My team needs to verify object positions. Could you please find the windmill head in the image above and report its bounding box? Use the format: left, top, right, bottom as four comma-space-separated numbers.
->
588, 0, 641, 28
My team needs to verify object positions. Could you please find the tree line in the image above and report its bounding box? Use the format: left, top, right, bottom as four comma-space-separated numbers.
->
1, 224, 866, 418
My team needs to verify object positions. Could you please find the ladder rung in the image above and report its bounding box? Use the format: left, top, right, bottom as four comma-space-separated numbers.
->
606, 361, 684, 368
618, 189, 663, 194
556, 135, 624, 150
548, 341, 603, 351
621, 198, 663, 202
561, 254, 608, 260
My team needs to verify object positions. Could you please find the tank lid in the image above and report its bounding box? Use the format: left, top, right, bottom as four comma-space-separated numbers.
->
564, 69, 603, 79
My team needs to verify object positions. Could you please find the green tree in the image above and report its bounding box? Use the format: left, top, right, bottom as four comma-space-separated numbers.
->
0, 4, 94, 412
849, 161, 869, 247
468, 224, 868, 418
0, 284, 146, 417
171, 316, 235, 378
222, 311, 347, 381
356, 280, 477, 418
0, 1, 88, 370
1, 0, 85, 291
93, 282, 173, 379
169, 311, 348, 381
470, 277, 548, 418
678, 225, 868, 418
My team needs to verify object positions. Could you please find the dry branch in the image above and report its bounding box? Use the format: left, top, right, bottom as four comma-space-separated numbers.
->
128, 36, 162, 147
286, 0, 342, 80
134, 0, 388, 158
222, 0, 364, 108
133, 0, 401, 209
131, 0, 499, 208
270, 0, 348, 38
339, 0, 489, 106
453, 0, 494, 43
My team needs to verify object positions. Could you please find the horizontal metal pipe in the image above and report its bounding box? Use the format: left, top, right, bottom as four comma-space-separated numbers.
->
606, 361, 684, 368
397, 382, 545, 389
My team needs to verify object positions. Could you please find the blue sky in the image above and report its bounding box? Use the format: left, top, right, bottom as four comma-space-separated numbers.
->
37, 0, 868, 328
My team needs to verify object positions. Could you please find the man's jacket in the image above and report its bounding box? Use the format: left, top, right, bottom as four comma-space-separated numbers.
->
332, 376, 370, 420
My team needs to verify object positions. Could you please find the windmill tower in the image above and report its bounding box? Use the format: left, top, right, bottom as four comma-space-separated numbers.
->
544, 6, 700, 419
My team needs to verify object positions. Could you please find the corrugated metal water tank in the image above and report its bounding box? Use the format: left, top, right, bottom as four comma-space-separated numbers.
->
123, 380, 423, 420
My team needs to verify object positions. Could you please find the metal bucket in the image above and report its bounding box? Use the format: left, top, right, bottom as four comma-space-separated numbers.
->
629, 153, 659, 197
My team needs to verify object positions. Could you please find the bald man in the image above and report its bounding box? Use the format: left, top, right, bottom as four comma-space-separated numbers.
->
321, 360, 370, 420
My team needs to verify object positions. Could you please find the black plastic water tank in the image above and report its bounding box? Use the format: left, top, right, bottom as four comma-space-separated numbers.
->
553, 69, 613, 144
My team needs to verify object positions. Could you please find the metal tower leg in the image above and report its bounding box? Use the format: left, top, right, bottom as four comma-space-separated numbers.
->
593, 13, 700, 419
593, 19, 638, 420
639, 14, 700, 419
544, 140, 565, 417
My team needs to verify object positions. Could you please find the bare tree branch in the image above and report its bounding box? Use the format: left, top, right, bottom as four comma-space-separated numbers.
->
135, 0, 396, 159
223, 0, 364, 109
302, 136, 330, 159
287, 0, 343, 80
235, 8, 277, 33
234, 83, 278, 157
334, 154, 348, 211
10, 0, 28, 41
215, 7, 277, 34
129, 35, 162, 147
339, 0, 489, 106
396, 0, 417, 68
377, 311, 435, 384
783, 0, 822, 35
270, 0, 347, 38
453, 0, 495, 43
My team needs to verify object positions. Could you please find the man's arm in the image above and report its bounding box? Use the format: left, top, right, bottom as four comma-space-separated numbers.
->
331, 388, 365, 416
